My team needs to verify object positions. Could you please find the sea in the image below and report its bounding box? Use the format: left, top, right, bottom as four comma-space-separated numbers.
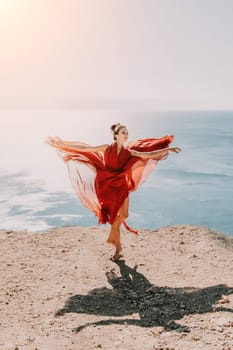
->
1, 109, 232, 237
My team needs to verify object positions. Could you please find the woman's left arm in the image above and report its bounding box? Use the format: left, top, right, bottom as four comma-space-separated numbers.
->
130, 147, 182, 159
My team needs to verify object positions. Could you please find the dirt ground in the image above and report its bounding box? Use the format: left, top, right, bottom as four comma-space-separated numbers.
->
0, 224, 233, 350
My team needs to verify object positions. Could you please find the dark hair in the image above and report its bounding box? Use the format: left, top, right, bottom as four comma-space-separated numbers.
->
110, 123, 126, 141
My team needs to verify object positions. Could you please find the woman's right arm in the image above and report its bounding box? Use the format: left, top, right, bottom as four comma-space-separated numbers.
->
130, 147, 182, 159
45, 136, 108, 152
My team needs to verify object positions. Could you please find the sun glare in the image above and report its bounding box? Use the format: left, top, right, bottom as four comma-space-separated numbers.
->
0, 0, 10, 7
0, 0, 13, 12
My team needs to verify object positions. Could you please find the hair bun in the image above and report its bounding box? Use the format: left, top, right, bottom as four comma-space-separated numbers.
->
110, 123, 121, 133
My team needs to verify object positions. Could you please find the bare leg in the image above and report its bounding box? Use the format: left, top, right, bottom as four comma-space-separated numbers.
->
107, 221, 122, 260
107, 197, 129, 260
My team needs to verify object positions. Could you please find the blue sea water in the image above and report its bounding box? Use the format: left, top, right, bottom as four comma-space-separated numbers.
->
0, 109, 232, 236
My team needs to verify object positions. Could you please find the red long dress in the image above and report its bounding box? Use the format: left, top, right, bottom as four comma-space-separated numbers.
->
47, 135, 174, 233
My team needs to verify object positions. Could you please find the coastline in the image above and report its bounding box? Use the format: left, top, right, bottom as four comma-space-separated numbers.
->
1, 224, 233, 350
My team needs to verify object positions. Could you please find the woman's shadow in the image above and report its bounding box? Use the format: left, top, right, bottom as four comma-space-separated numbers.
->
55, 260, 233, 333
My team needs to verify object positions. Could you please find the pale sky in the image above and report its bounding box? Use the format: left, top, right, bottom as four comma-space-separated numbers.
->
0, 0, 233, 109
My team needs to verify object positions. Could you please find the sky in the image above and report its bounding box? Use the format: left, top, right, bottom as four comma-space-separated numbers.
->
0, 0, 233, 109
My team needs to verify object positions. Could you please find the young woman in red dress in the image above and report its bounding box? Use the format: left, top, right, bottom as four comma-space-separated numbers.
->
46, 123, 181, 260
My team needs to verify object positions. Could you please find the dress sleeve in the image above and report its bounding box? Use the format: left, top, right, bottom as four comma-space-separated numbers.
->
125, 135, 174, 191
126, 135, 174, 152
46, 139, 105, 220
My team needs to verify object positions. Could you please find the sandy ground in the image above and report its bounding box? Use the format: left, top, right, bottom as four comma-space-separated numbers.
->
0, 224, 233, 350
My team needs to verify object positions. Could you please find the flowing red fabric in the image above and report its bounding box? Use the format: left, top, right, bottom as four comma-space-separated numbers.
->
46, 135, 174, 234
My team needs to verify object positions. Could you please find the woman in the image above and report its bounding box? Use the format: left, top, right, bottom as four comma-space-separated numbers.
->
46, 123, 181, 260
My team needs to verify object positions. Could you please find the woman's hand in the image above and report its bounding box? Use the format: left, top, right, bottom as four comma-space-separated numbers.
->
46, 136, 65, 148
170, 147, 182, 153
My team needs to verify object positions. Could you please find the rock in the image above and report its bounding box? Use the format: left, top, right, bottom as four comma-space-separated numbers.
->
219, 295, 230, 304
215, 317, 229, 327
192, 335, 201, 341
147, 285, 157, 293
27, 336, 35, 342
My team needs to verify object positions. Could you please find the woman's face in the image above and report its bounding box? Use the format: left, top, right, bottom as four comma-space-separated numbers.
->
116, 126, 128, 143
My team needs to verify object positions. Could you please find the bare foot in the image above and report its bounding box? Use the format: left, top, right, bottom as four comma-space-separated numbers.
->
111, 253, 123, 261
111, 246, 123, 261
